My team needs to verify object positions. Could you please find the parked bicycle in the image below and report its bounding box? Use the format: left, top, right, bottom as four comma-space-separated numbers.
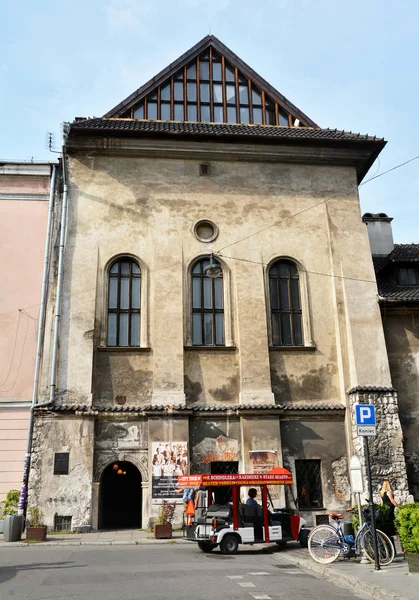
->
308, 505, 395, 566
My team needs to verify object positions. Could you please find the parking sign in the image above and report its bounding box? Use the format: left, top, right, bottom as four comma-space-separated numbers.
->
355, 404, 376, 436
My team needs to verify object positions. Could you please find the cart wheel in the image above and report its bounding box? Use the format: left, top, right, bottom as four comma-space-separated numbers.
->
220, 534, 239, 555
276, 541, 288, 550
198, 541, 215, 553
299, 528, 309, 548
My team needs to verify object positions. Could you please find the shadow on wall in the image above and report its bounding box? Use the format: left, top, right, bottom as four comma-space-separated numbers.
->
92, 350, 152, 406
383, 309, 419, 499
270, 357, 336, 404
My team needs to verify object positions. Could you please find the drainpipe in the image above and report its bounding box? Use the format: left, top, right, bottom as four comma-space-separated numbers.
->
49, 145, 69, 404
18, 163, 57, 515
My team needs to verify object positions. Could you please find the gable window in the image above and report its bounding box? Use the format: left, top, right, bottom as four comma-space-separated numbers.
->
192, 258, 224, 346
107, 259, 141, 347
399, 267, 418, 286
295, 459, 323, 509
269, 260, 303, 346
129, 45, 304, 127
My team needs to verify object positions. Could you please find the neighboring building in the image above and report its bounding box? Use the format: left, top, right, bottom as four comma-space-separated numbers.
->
365, 213, 419, 500
0, 160, 54, 501
29, 36, 410, 531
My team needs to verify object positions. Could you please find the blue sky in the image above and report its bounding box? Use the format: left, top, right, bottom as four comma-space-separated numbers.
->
1, 0, 418, 242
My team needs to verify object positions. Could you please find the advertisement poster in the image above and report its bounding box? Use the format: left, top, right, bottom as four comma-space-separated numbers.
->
249, 450, 280, 502
151, 441, 188, 504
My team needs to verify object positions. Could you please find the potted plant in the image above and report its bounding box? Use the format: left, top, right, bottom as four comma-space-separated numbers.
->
154, 500, 176, 539
0, 489, 20, 534
26, 506, 47, 542
395, 503, 419, 573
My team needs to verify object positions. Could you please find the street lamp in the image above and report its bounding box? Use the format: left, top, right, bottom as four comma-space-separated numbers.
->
204, 254, 222, 279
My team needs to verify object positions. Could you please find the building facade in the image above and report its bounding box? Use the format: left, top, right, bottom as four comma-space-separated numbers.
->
28, 37, 410, 531
365, 214, 419, 500
0, 160, 54, 501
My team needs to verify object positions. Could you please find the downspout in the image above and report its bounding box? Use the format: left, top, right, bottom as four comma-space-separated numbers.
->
49, 142, 69, 404
18, 163, 57, 515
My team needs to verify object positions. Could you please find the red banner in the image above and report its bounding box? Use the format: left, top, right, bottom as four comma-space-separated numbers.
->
178, 472, 293, 487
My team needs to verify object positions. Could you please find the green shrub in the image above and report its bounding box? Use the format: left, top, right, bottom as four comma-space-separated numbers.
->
2, 489, 20, 516
395, 503, 419, 554
28, 506, 45, 528
351, 503, 390, 532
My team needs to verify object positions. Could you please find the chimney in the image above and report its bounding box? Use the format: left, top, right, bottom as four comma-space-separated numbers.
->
362, 213, 394, 256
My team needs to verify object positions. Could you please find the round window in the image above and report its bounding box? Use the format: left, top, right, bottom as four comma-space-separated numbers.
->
193, 220, 219, 243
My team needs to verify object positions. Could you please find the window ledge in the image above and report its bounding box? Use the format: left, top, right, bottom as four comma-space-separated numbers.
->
269, 345, 316, 351
97, 346, 151, 352
184, 345, 237, 351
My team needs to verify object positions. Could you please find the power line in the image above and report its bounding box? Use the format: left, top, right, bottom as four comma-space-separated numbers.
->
218, 253, 377, 285
0, 315, 31, 393
360, 154, 419, 186
0, 311, 24, 388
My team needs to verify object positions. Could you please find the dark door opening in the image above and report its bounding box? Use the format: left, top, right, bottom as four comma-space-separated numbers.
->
99, 461, 142, 529
210, 461, 239, 505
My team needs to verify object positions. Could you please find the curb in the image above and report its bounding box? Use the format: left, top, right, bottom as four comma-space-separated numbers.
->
0, 538, 189, 548
275, 552, 412, 600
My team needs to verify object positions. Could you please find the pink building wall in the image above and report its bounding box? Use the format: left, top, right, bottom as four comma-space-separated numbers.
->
0, 162, 53, 500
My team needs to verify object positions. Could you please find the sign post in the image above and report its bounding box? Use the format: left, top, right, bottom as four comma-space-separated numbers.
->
355, 404, 380, 571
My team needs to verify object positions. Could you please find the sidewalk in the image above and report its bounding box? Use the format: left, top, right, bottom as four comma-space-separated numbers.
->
276, 543, 417, 600
0, 528, 188, 547
1, 530, 416, 600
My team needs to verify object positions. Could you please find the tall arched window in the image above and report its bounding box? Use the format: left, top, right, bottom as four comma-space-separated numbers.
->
192, 258, 224, 346
269, 260, 303, 346
107, 258, 141, 347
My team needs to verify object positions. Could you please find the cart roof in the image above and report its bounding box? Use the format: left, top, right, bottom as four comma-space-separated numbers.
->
178, 469, 293, 487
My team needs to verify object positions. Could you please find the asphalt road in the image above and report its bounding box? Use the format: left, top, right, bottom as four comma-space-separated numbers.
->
0, 543, 363, 600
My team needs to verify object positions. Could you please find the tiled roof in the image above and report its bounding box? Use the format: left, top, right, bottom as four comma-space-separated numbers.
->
35, 402, 345, 414
348, 386, 395, 394
70, 118, 383, 143
372, 244, 419, 303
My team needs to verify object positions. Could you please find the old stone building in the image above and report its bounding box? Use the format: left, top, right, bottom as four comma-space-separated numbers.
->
28, 36, 410, 531
365, 214, 419, 500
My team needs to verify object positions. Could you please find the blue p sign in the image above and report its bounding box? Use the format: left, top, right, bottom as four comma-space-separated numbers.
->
355, 404, 376, 426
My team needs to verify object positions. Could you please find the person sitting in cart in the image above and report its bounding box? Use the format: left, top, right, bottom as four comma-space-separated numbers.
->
246, 488, 262, 516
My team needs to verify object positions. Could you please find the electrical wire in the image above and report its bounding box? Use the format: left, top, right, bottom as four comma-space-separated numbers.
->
360, 154, 419, 186
0, 313, 30, 392
0, 311, 23, 388
217, 253, 377, 285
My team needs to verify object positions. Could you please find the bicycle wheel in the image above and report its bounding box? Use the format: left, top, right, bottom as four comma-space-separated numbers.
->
361, 529, 395, 566
308, 525, 342, 564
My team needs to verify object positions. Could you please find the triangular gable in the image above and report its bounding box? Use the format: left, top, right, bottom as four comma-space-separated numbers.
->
104, 35, 318, 128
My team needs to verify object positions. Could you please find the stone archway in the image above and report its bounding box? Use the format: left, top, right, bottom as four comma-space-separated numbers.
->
99, 461, 142, 529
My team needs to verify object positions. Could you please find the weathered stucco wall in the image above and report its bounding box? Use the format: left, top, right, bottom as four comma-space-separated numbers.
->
29, 416, 94, 529
184, 350, 239, 405
93, 352, 153, 406
381, 309, 419, 499
280, 418, 349, 526
44, 152, 391, 411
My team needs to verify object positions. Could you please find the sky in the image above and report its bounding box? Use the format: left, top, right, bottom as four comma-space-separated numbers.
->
1, 0, 418, 242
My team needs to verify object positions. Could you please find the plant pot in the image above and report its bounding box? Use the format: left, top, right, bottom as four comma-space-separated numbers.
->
154, 524, 172, 539
0, 520, 4, 534
26, 526, 47, 542
407, 552, 419, 574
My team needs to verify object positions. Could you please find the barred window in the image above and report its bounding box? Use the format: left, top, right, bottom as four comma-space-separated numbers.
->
295, 459, 323, 509
269, 260, 303, 346
54, 516, 72, 531
192, 258, 224, 346
107, 259, 141, 347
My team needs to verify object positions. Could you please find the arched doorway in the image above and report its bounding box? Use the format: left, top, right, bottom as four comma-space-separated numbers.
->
99, 461, 142, 529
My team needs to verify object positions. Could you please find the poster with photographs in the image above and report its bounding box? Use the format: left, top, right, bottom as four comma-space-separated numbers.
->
249, 450, 281, 502
151, 441, 188, 504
